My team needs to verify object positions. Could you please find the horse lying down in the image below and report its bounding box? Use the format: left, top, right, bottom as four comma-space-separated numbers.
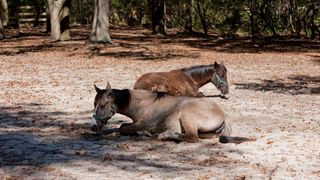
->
92, 83, 253, 143
134, 62, 229, 97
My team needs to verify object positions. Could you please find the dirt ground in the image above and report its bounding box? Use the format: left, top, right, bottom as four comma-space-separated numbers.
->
0, 26, 319, 179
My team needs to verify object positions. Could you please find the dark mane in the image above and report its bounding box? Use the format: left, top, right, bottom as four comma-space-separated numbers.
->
112, 89, 131, 110
181, 64, 216, 84
154, 92, 167, 101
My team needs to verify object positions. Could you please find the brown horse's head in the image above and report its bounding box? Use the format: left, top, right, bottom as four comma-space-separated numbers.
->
212, 62, 229, 95
92, 83, 116, 131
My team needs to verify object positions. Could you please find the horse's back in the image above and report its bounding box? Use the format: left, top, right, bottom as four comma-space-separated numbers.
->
134, 70, 199, 96
134, 72, 166, 89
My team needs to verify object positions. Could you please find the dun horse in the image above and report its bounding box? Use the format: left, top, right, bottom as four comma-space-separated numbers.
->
134, 61, 229, 97
92, 83, 251, 143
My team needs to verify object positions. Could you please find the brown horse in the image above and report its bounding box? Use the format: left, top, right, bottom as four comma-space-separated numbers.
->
92, 83, 252, 143
133, 61, 229, 97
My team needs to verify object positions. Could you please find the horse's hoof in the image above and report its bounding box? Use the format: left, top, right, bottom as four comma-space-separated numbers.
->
137, 130, 152, 137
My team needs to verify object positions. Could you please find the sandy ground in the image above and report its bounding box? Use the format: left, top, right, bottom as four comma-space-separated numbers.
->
0, 27, 320, 179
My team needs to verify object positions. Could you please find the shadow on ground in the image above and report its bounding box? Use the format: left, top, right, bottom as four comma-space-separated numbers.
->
1, 27, 320, 60
235, 75, 320, 95
0, 103, 243, 177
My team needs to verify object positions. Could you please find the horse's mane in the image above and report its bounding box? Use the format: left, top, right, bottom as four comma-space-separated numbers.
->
112, 89, 131, 110
181, 64, 216, 83
154, 92, 167, 101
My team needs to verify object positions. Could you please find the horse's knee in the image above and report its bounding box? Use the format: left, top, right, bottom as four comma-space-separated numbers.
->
197, 92, 205, 97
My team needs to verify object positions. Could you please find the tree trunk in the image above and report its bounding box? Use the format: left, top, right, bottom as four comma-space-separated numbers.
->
47, 0, 71, 41
90, 0, 112, 43
248, 0, 258, 40
60, 0, 71, 41
0, 18, 4, 40
288, 0, 296, 36
0, 0, 8, 26
196, 0, 207, 35
310, 3, 318, 39
148, 0, 166, 35
184, 0, 193, 34
45, 2, 51, 33
0, 0, 8, 40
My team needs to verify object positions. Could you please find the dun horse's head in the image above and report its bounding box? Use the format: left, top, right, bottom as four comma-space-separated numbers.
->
91, 83, 116, 131
212, 62, 229, 95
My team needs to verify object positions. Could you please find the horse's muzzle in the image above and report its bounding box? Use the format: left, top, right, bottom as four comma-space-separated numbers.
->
220, 87, 229, 95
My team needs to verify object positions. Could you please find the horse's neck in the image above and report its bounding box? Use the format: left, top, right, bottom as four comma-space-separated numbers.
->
116, 90, 155, 122
182, 67, 215, 88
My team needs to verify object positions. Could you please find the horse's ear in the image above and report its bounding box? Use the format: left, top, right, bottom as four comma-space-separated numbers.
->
106, 82, 112, 94
214, 61, 219, 69
94, 84, 101, 93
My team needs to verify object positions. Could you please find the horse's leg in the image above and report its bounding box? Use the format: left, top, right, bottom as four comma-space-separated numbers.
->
119, 122, 155, 136
158, 119, 199, 143
119, 123, 141, 135
198, 132, 218, 139
178, 118, 199, 142
157, 129, 182, 142
197, 92, 205, 97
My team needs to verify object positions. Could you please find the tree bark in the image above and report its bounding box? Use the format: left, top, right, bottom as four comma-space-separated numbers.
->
148, 0, 166, 35
45, 2, 51, 33
47, 0, 71, 41
90, 0, 112, 43
184, 0, 193, 34
0, 0, 8, 40
196, 0, 207, 35
0, 18, 4, 40
0, 0, 8, 26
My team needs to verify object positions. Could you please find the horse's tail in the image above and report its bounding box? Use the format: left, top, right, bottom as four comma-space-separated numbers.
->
218, 121, 256, 144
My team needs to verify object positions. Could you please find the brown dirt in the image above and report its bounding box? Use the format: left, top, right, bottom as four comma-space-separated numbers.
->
0, 26, 319, 179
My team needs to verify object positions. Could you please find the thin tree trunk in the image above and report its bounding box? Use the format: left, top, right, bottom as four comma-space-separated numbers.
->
0, 18, 4, 40
310, 3, 318, 39
288, 0, 295, 36
45, 2, 51, 33
0, 0, 7, 39
196, 0, 207, 35
148, 0, 166, 35
47, 0, 71, 41
60, 0, 71, 41
184, 0, 193, 34
0, 0, 8, 26
258, 4, 277, 37
90, 0, 112, 43
249, 2, 255, 40
296, 17, 302, 37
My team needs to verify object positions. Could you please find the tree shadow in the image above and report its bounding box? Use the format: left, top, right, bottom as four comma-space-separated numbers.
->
2, 27, 320, 59
310, 55, 320, 64
110, 30, 320, 54
235, 75, 320, 95
173, 36, 320, 53
97, 50, 199, 61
